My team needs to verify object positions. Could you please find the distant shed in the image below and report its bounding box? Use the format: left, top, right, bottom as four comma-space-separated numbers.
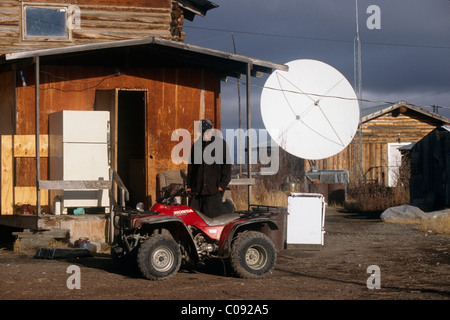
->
409, 125, 450, 211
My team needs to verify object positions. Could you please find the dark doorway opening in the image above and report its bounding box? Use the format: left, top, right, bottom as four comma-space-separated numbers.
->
117, 90, 146, 207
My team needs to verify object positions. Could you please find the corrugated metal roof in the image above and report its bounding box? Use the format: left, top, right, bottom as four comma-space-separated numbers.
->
177, 0, 218, 20
399, 143, 416, 151
1, 37, 287, 78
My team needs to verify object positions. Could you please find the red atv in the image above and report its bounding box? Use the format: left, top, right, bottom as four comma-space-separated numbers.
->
111, 184, 279, 280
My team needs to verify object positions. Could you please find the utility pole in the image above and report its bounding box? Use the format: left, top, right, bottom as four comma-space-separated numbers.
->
354, 0, 364, 183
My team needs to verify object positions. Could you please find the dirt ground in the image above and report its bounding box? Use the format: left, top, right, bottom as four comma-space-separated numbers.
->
0, 207, 449, 303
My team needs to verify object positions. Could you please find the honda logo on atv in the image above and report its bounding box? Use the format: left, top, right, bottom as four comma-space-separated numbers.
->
173, 209, 194, 216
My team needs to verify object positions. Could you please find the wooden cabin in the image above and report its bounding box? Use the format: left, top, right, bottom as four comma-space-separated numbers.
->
0, 1, 287, 246
0, 0, 218, 55
307, 101, 450, 187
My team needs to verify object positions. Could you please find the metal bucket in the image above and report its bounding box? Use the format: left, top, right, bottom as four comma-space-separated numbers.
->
281, 183, 301, 194
78, 237, 90, 250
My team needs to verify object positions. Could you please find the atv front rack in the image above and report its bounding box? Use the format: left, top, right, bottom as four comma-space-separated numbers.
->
236, 204, 283, 219
113, 207, 159, 232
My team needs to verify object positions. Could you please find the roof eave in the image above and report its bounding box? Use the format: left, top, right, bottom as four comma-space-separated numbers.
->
1, 37, 288, 77
177, 0, 219, 20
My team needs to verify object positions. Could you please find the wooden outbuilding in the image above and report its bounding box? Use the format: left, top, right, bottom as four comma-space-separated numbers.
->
307, 101, 450, 187
0, 38, 286, 243
409, 125, 450, 211
0, 1, 287, 246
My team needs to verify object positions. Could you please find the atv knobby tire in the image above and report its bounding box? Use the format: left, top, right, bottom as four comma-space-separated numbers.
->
230, 231, 276, 279
137, 234, 181, 280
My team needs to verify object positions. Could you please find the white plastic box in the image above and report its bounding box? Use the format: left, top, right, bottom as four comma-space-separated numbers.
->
287, 193, 326, 248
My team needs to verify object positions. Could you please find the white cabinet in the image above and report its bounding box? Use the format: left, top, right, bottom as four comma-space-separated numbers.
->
49, 110, 110, 213
287, 193, 326, 247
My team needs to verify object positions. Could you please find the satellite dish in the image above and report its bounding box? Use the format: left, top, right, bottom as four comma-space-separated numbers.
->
260, 59, 360, 160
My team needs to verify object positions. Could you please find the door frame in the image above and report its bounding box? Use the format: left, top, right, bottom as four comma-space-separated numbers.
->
94, 88, 148, 205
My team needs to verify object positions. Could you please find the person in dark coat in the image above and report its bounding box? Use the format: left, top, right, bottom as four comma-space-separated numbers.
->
187, 119, 232, 218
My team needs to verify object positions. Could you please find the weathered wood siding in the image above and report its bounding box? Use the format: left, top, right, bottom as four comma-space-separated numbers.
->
10, 65, 220, 204
0, 0, 182, 56
0, 70, 15, 135
362, 111, 440, 143
307, 109, 444, 185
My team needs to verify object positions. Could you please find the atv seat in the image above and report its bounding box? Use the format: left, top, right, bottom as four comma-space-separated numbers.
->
195, 211, 241, 227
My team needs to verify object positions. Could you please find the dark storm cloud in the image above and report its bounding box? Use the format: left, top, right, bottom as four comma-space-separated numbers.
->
185, 0, 450, 124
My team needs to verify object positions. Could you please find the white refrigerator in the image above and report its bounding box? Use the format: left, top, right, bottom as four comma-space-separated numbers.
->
49, 110, 110, 214
287, 193, 326, 248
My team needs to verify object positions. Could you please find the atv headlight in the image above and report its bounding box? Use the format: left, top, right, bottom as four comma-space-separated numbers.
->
136, 202, 144, 212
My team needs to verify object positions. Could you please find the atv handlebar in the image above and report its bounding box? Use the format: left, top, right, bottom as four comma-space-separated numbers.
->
157, 184, 196, 205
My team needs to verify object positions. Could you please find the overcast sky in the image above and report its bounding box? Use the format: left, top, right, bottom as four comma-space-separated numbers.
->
183, 0, 450, 130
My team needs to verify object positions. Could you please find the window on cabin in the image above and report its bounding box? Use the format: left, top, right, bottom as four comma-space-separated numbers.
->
23, 5, 70, 40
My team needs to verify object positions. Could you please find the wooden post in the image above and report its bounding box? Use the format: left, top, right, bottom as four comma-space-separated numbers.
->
35, 55, 41, 215
246, 63, 252, 207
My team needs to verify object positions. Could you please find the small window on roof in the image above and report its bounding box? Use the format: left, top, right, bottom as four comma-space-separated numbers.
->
23, 5, 70, 40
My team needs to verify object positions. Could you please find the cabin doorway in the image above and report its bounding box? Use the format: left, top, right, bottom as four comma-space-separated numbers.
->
387, 142, 410, 187
94, 89, 147, 207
